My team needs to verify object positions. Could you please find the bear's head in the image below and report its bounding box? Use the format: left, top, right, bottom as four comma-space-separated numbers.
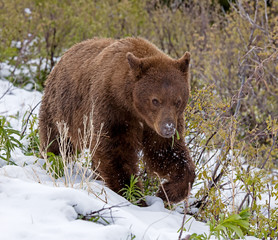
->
127, 52, 190, 138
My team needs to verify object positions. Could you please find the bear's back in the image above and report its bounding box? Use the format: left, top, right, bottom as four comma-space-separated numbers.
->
64, 38, 115, 62
46, 37, 164, 86
59, 37, 163, 67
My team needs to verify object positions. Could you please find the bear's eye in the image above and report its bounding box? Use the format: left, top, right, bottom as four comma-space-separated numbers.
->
175, 100, 181, 108
152, 98, 160, 106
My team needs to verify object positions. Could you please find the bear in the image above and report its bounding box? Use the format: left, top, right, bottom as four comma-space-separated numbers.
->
39, 37, 195, 204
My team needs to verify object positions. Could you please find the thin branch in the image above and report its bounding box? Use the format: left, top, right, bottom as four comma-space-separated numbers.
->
234, 66, 246, 117
196, 131, 217, 165
211, 134, 227, 181
0, 83, 14, 101
234, 0, 267, 34
79, 202, 130, 225
178, 184, 191, 240
263, 0, 269, 36
248, 0, 259, 44
193, 148, 230, 210
154, 171, 171, 209
238, 192, 250, 212
0, 33, 36, 101
211, 68, 245, 181
81, 202, 130, 219
196, 149, 219, 176
20, 101, 41, 137
260, 129, 278, 169
211, 0, 261, 189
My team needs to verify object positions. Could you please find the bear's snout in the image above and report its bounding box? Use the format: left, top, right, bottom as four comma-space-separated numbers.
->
161, 121, 176, 138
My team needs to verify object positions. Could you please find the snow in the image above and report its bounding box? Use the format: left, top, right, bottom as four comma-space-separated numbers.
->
0, 165, 206, 240
0, 78, 261, 240
0, 79, 42, 128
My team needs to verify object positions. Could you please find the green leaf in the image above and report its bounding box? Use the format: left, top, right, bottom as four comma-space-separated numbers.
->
227, 224, 244, 238
176, 130, 180, 140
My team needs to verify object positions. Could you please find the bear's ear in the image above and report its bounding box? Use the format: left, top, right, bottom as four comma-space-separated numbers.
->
176, 52, 190, 73
126, 52, 142, 71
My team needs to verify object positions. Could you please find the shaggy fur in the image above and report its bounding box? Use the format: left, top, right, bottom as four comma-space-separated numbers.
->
39, 37, 195, 203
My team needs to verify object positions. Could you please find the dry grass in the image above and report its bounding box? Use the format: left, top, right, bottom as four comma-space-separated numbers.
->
40, 111, 107, 203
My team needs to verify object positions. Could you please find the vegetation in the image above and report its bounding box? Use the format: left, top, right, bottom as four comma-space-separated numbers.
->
21, 111, 40, 156
1, 0, 277, 238
0, 116, 22, 164
190, 208, 251, 240
120, 175, 144, 205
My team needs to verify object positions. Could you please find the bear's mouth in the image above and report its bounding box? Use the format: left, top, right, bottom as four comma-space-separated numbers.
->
155, 122, 176, 138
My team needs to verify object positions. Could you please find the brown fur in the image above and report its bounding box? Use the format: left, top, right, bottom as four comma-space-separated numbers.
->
39, 37, 195, 203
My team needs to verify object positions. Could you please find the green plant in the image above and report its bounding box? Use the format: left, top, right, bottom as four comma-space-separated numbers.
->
177, 216, 194, 234
237, 166, 278, 238
0, 116, 22, 164
190, 209, 251, 240
21, 112, 40, 156
43, 152, 65, 179
127, 233, 136, 240
120, 175, 144, 205
78, 214, 110, 226
79, 211, 136, 239
187, 88, 278, 236
172, 129, 181, 148
140, 172, 160, 197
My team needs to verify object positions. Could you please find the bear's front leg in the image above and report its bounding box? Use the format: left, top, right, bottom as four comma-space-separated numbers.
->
143, 130, 195, 204
94, 122, 142, 196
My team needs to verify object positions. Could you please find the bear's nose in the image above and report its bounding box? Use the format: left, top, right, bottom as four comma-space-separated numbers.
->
161, 122, 176, 138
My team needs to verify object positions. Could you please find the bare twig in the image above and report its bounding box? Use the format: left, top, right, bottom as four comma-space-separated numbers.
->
196, 149, 219, 176
80, 202, 130, 220
0, 81, 14, 101
196, 131, 217, 165
20, 101, 41, 137
233, 0, 267, 34
234, 66, 246, 117
178, 184, 191, 240
154, 171, 171, 209
210, 0, 262, 193
260, 129, 278, 169
263, 0, 269, 36
238, 192, 250, 212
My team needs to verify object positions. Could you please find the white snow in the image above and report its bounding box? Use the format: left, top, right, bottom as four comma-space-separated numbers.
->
0, 79, 42, 127
0, 162, 206, 240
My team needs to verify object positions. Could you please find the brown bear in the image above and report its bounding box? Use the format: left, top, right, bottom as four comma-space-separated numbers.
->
39, 37, 195, 204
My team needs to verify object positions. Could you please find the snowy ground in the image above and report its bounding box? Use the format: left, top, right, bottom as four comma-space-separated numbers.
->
0, 79, 260, 240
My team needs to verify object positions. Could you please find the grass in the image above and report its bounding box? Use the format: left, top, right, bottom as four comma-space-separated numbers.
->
39, 112, 108, 203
